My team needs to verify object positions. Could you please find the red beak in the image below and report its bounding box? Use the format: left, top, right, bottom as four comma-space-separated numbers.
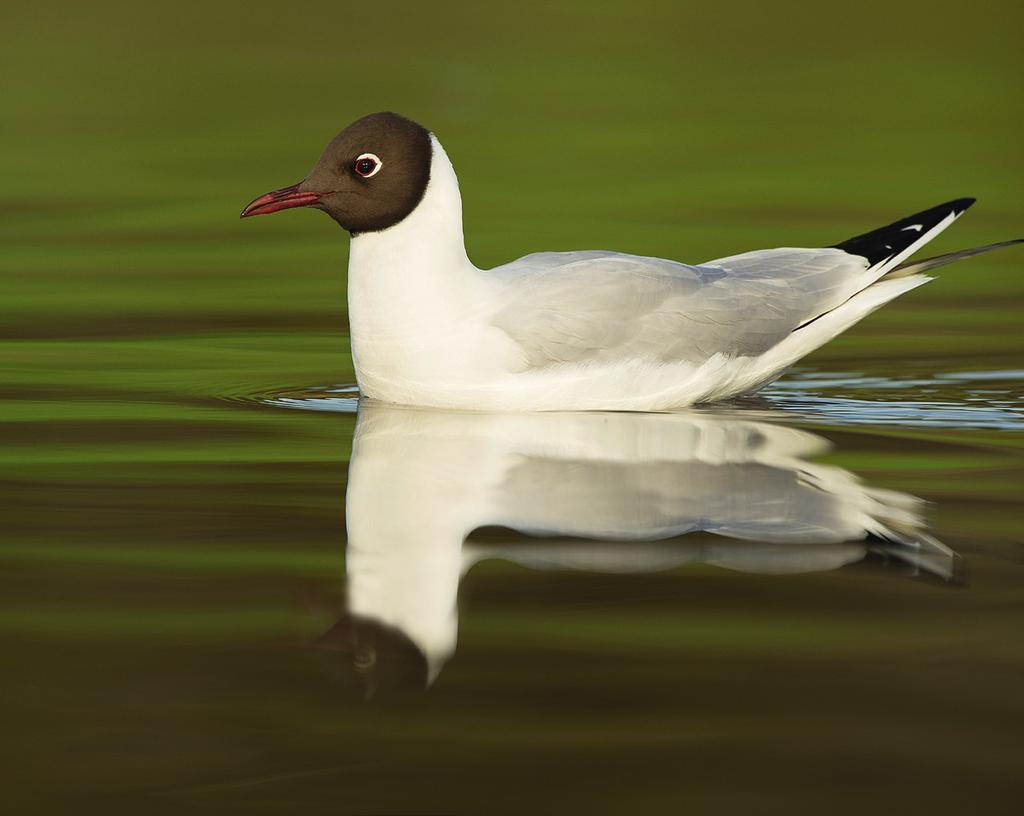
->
240, 183, 322, 218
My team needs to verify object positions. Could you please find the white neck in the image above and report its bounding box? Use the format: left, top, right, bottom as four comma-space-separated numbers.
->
347, 136, 475, 313
345, 136, 493, 400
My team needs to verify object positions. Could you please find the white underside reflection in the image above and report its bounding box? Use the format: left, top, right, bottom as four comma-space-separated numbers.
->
323, 402, 957, 693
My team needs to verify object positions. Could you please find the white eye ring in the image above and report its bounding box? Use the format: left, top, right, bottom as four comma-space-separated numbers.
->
354, 153, 382, 178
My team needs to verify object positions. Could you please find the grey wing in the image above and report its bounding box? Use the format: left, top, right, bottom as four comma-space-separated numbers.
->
490, 248, 871, 369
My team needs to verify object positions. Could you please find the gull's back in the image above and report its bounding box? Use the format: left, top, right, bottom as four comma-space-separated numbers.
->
490, 246, 871, 370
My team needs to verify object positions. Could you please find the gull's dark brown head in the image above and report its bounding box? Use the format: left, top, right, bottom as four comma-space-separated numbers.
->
241, 112, 432, 234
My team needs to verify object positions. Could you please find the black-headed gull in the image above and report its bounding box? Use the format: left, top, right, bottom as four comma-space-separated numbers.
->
242, 112, 1021, 411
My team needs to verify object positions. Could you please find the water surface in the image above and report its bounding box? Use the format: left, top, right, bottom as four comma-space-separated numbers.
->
2, 2, 1023, 812
4, 362, 1022, 814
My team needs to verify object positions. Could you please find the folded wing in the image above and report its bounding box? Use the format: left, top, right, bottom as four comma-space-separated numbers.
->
490, 248, 870, 369
491, 199, 986, 372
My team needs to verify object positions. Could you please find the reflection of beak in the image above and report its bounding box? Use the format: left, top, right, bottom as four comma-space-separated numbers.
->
239, 182, 322, 218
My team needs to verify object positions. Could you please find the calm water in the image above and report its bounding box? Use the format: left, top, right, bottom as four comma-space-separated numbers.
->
4, 362, 1023, 814
4, 3, 1023, 811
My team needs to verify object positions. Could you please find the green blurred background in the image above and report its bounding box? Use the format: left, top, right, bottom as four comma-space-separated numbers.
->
2, 1, 1023, 813
3, 0, 1023, 363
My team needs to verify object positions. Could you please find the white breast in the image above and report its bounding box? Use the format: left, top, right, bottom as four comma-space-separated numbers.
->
346, 137, 518, 404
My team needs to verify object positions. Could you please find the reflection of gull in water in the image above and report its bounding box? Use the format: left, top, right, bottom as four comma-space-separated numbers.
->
322, 403, 957, 693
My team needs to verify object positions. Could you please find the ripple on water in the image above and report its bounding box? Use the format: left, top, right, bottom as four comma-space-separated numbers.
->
762, 368, 1024, 430
250, 370, 1024, 430
261, 384, 361, 414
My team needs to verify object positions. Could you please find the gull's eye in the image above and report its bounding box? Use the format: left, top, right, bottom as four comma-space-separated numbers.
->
354, 153, 382, 178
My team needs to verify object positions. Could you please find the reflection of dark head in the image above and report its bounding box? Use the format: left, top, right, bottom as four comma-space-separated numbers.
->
317, 613, 429, 698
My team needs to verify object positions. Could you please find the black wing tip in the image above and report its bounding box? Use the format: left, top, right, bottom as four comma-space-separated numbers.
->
948, 196, 976, 215
832, 197, 978, 266
902, 196, 976, 219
